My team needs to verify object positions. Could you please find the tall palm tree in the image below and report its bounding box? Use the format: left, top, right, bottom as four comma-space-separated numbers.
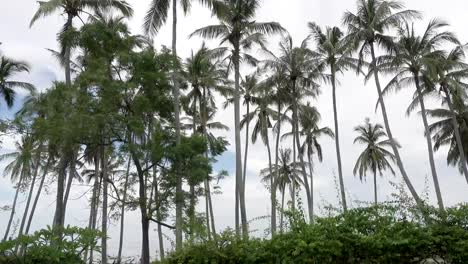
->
0, 56, 35, 109
144, 0, 216, 248
308, 23, 357, 212
353, 119, 396, 204
426, 46, 468, 183
342, 0, 423, 207
262, 35, 321, 222
190, 0, 284, 238
297, 103, 333, 221
241, 91, 278, 234
260, 148, 303, 233
1, 136, 36, 242
381, 20, 458, 211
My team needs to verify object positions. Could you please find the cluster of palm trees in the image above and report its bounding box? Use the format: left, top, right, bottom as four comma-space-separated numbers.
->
1, 0, 468, 263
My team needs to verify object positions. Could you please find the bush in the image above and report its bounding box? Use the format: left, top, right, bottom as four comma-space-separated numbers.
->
160, 205, 468, 264
0, 226, 101, 264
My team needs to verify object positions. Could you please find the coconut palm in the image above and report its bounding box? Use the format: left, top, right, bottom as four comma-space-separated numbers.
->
342, 0, 423, 207
297, 103, 333, 220
427, 105, 468, 178
30, 0, 133, 86
425, 46, 468, 183
260, 148, 304, 233
308, 23, 358, 212
353, 119, 396, 204
190, 0, 284, 238
1, 136, 36, 242
241, 91, 278, 234
381, 19, 458, 211
262, 35, 321, 222
0, 56, 35, 109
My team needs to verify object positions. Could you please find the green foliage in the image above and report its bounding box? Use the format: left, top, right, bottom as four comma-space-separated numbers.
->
0, 226, 101, 264
160, 205, 468, 264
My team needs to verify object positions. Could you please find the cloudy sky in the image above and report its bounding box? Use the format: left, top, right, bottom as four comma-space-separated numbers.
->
1, 0, 468, 261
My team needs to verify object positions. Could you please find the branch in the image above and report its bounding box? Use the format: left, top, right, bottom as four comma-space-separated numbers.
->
149, 217, 175, 229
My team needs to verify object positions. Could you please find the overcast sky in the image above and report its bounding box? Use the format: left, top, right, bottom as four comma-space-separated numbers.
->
1, 0, 468, 261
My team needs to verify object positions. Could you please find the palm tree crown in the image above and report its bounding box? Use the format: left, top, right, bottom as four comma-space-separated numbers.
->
0, 57, 35, 108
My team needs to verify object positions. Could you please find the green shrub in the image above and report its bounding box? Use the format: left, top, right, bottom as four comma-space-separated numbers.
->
0, 226, 101, 264
160, 205, 468, 264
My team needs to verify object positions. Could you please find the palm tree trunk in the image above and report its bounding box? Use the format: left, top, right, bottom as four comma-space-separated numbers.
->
233, 42, 247, 239
3, 172, 24, 242
117, 157, 131, 264
53, 156, 67, 228
155, 171, 165, 260
190, 104, 198, 242
25, 156, 51, 235
275, 103, 282, 230
442, 84, 468, 184
204, 179, 211, 240
414, 76, 444, 211
266, 135, 276, 235
280, 187, 285, 233
62, 156, 75, 224
307, 154, 314, 222
291, 127, 296, 211
15, 148, 42, 251
243, 101, 250, 191
64, 13, 72, 87
171, 0, 183, 250
369, 43, 423, 207
330, 67, 347, 212
85, 154, 100, 264
373, 170, 378, 205
101, 148, 108, 264
207, 177, 217, 237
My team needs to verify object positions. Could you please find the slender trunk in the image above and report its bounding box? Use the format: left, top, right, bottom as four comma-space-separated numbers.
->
3, 172, 24, 242
86, 154, 100, 264
242, 101, 250, 197
62, 156, 75, 224
233, 42, 247, 239
280, 188, 285, 233
64, 13, 72, 87
374, 170, 378, 205
155, 171, 165, 260
307, 154, 314, 222
132, 152, 150, 264
369, 43, 423, 207
330, 67, 347, 212
171, 0, 183, 250
53, 156, 67, 228
117, 157, 131, 264
101, 148, 108, 264
25, 157, 51, 235
291, 127, 296, 211
207, 177, 216, 237
266, 135, 276, 235
204, 179, 211, 240
16, 148, 42, 251
442, 84, 468, 183
414, 75, 444, 211
275, 103, 281, 231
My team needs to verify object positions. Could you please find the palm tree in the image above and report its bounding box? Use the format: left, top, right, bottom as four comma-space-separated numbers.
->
30, 0, 133, 86
260, 148, 303, 233
427, 106, 468, 179
297, 103, 333, 220
381, 20, 458, 211
342, 0, 423, 207
0, 56, 35, 108
1, 136, 36, 242
353, 119, 396, 204
426, 46, 468, 183
262, 35, 321, 222
241, 91, 278, 234
190, 0, 284, 238
308, 23, 358, 212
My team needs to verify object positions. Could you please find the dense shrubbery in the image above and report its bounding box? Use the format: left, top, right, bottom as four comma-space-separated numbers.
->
0, 226, 101, 264
160, 205, 468, 264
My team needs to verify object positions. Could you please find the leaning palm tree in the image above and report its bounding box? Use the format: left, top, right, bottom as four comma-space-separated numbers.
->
190, 0, 284, 238
1, 136, 36, 242
342, 0, 423, 207
308, 22, 357, 212
0, 56, 35, 109
241, 92, 278, 234
297, 103, 333, 220
262, 35, 321, 222
353, 119, 396, 205
260, 148, 304, 233
425, 46, 468, 183
381, 19, 458, 211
